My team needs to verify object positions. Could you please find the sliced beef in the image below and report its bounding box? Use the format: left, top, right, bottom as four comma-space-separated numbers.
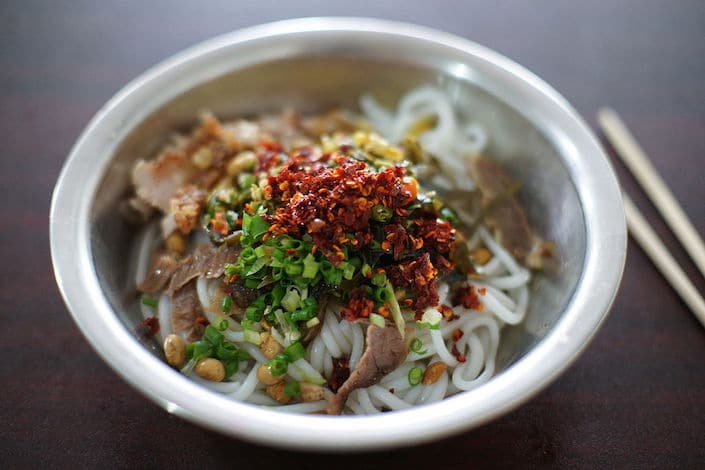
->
327, 324, 408, 415
167, 244, 240, 295
468, 156, 535, 262
171, 280, 204, 342
137, 253, 179, 294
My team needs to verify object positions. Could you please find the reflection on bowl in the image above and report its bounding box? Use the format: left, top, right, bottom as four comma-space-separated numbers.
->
50, 18, 625, 450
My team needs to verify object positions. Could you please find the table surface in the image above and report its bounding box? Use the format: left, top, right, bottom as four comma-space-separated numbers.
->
3, 1, 705, 468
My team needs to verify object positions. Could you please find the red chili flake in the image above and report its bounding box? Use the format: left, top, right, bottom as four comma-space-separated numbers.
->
453, 284, 484, 311
136, 317, 160, 339
451, 343, 466, 363
341, 288, 375, 321
388, 388, 395, 394
414, 217, 456, 272
386, 253, 439, 316
195, 315, 209, 326
259, 140, 283, 152
328, 357, 350, 393
477, 287, 487, 295
381, 224, 423, 260
376, 304, 391, 318
439, 304, 455, 319
264, 154, 413, 260
452, 328, 464, 342
209, 210, 230, 236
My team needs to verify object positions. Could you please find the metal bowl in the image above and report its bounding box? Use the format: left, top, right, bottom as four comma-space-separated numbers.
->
50, 18, 626, 450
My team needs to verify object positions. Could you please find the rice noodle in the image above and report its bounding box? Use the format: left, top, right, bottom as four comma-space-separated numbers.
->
135, 86, 532, 415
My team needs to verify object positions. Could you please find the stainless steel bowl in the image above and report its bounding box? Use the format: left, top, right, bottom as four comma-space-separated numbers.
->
50, 18, 626, 450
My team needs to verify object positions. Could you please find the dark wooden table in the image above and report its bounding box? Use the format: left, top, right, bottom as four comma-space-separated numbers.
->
3, 1, 704, 468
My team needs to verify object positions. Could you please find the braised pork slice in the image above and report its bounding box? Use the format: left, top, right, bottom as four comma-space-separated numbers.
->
171, 280, 204, 342
137, 253, 179, 294
327, 324, 407, 415
468, 156, 535, 262
167, 244, 240, 295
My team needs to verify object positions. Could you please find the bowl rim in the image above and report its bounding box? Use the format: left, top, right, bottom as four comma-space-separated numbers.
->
50, 17, 626, 451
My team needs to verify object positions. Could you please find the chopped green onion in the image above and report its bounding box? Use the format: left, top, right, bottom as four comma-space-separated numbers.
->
244, 330, 262, 345
320, 260, 336, 282
369, 313, 385, 328
361, 263, 372, 277
188, 341, 213, 361
290, 309, 315, 322
141, 296, 158, 308
221, 296, 232, 313
306, 317, 320, 328
371, 204, 393, 222
385, 280, 406, 337
373, 286, 393, 303
224, 263, 238, 275
284, 262, 303, 276
240, 247, 257, 263
238, 173, 255, 189
410, 337, 428, 355
283, 341, 305, 362
284, 381, 301, 397
440, 206, 458, 224
266, 353, 290, 376
371, 271, 387, 287
283, 239, 303, 250
246, 257, 268, 276
203, 325, 223, 345
302, 253, 320, 279
342, 263, 356, 280
281, 288, 301, 313
271, 266, 284, 280
216, 318, 229, 331
408, 367, 423, 386
419, 308, 442, 330
244, 278, 260, 289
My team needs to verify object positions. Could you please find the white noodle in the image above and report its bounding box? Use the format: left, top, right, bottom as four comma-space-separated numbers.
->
139, 87, 532, 415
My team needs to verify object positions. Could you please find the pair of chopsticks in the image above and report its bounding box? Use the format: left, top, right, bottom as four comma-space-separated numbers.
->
597, 109, 705, 328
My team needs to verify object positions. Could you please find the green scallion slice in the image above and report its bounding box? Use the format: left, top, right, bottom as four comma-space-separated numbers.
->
408, 367, 423, 386
141, 296, 159, 308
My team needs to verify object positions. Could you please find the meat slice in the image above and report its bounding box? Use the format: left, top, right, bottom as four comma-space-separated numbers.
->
171, 280, 204, 342
167, 244, 240, 295
327, 324, 408, 414
137, 253, 179, 294
468, 156, 535, 262
132, 151, 195, 213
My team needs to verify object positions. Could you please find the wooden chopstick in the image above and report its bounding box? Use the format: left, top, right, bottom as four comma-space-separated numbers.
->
598, 108, 705, 280
623, 195, 705, 328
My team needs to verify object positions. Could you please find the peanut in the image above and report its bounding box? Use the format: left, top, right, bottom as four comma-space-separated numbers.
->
259, 332, 283, 359
191, 146, 213, 169
299, 382, 325, 402
471, 247, 492, 266
422, 361, 448, 385
163, 334, 186, 367
165, 232, 186, 255
226, 151, 257, 176
194, 358, 225, 382
256, 364, 283, 385
266, 382, 292, 404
